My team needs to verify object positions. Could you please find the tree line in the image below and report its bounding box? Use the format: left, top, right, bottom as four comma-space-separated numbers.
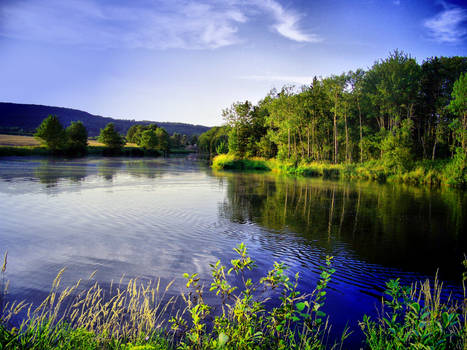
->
201, 51, 466, 172
34, 116, 197, 156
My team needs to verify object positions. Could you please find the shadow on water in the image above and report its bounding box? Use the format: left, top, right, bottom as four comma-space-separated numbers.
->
213, 169, 466, 346
214, 170, 466, 282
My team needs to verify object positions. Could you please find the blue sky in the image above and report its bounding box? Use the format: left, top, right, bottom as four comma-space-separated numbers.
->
1, 0, 466, 126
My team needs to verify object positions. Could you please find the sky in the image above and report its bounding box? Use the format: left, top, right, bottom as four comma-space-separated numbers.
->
1, 0, 466, 126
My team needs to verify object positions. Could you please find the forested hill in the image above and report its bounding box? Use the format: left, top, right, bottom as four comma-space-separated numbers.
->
0, 102, 210, 137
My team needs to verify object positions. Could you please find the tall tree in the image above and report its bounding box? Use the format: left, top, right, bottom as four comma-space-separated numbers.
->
448, 72, 467, 153
34, 115, 66, 152
66, 121, 88, 155
98, 123, 125, 151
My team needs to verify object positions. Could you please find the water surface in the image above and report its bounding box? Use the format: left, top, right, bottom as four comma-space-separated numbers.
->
0, 156, 465, 346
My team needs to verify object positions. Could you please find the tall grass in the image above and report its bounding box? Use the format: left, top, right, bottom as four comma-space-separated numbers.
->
212, 155, 466, 188
212, 155, 270, 171
1, 247, 466, 349
0, 265, 176, 349
0, 245, 346, 349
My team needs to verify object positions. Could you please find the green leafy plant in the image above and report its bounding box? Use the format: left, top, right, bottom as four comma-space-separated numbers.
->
174, 243, 341, 350
360, 275, 464, 349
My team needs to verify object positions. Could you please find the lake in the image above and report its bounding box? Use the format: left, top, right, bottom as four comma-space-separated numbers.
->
0, 156, 465, 346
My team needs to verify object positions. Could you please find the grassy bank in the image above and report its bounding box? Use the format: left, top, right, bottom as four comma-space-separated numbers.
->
212, 154, 467, 188
1, 245, 466, 349
0, 145, 155, 157
0, 134, 196, 157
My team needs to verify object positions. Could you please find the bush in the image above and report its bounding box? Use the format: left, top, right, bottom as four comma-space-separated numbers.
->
360, 277, 465, 349
443, 148, 467, 187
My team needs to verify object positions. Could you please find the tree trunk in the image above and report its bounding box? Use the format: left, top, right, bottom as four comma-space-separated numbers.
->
344, 108, 349, 163
358, 100, 363, 163
333, 96, 338, 164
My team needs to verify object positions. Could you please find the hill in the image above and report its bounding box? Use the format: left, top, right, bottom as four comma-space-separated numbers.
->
0, 102, 211, 137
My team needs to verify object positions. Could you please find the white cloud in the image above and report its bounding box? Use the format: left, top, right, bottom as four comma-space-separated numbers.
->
424, 5, 467, 43
0, 0, 321, 49
240, 75, 314, 85
254, 0, 322, 42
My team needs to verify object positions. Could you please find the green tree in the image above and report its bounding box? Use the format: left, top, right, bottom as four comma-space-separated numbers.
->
381, 118, 414, 171
66, 121, 88, 155
34, 115, 66, 152
169, 132, 182, 149
139, 129, 159, 150
126, 124, 144, 144
448, 72, 467, 153
155, 127, 169, 155
198, 126, 229, 155
98, 123, 125, 151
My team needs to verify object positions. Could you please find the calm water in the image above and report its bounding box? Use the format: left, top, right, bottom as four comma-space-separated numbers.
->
0, 156, 466, 346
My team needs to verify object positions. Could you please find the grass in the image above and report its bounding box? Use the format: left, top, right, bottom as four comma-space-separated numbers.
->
0, 134, 161, 157
212, 155, 467, 188
212, 154, 271, 171
0, 135, 41, 147
1, 245, 466, 349
0, 245, 347, 350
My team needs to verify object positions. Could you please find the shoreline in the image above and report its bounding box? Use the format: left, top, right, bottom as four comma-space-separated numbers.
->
212, 154, 467, 188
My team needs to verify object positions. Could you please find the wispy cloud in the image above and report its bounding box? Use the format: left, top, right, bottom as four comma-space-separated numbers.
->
0, 0, 320, 49
240, 75, 314, 85
424, 4, 467, 43
254, 0, 322, 42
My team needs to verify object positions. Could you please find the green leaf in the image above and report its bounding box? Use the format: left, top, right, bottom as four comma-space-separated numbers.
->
296, 302, 306, 312
218, 332, 229, 347
316, 311, 326, 318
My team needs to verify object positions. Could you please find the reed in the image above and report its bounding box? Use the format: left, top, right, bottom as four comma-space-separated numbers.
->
0, 265, 176, 349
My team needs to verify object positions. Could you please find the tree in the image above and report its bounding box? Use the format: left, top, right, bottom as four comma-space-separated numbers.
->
448, 72, 467, 153
98, 123, 125, 151
139, 129, 159, 150
66, 121, 88, 155
155, 127, 170, 155
34, 115, 66, 152
198, 126, 229, 155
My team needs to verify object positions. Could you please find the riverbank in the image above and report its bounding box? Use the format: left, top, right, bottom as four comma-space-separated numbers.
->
0, 145, 198, 157
0, 134, 197, 157
212, 154, 467, 188
1, 245, 465, 349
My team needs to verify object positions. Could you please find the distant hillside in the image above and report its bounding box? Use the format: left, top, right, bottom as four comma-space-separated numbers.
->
0, 102, 211, 137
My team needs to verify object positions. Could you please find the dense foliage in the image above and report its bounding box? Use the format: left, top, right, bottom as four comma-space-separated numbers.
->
98, 123, 125, 151
203, 51, 467, 186
126, 124, 170, 155
198, 126, 230, 155
34, 116, 88, 155
34, 115, 67, 152
66, 121, 88, 156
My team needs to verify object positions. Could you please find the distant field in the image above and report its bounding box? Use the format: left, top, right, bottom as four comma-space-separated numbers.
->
0, 134, 40, 146
0, 134, 137, 147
